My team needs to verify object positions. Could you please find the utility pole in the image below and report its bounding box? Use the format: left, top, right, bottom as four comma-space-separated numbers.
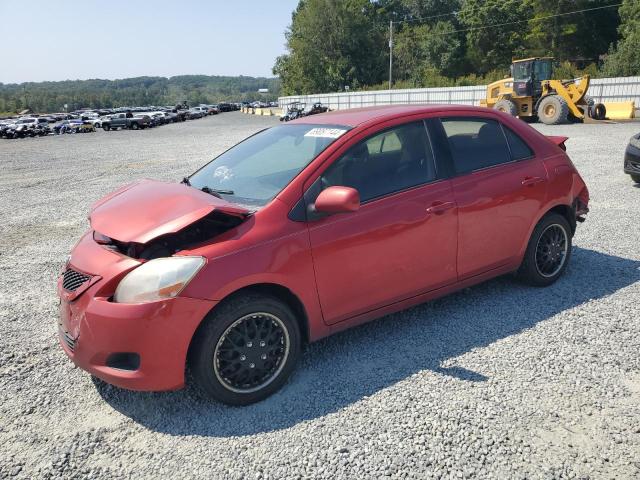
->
388, 20, 393, 90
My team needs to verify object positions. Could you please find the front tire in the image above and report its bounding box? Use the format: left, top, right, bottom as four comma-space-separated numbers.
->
630, 174, 640, 184
538, 96, 569, 125
517, 213, 572, 287
190, 294, 301, 405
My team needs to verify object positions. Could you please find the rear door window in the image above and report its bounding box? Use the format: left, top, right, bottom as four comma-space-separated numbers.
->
441, 118, 512, 174
503, 127, 534, 160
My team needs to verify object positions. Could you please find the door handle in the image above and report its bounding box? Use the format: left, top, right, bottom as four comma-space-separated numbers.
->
426, 201, 455, 215
521, 176, 544, 186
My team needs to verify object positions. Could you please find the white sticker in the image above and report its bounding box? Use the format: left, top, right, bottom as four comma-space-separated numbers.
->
304, 127, 347, 139
213, 165, 234, 182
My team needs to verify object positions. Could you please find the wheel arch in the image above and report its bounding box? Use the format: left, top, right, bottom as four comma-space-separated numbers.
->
186, 282, 311, 369
547, 204, 576, 235
517, 202, 576, 263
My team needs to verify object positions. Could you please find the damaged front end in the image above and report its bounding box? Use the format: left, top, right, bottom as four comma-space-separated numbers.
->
88, 179, 251, 260
93, 211, 245, 260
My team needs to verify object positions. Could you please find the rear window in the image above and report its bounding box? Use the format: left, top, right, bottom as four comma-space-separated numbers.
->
441, 118, 512, 174
504, 127, 534, 160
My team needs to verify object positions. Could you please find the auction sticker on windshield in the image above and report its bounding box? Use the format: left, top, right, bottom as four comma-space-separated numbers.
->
304, 127, 347, 138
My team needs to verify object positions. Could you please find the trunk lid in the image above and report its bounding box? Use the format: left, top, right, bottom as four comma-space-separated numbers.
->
89, 179, 249, 244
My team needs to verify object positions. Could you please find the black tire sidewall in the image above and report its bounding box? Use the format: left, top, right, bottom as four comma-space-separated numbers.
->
190, 294, 302, 405
518, 213, 573, 287
539, 96, 569, 125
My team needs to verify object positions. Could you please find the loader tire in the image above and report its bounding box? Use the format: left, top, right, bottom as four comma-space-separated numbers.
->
538, 96, 569, 125
591, 103, 606, 120
494, 99, 518, 116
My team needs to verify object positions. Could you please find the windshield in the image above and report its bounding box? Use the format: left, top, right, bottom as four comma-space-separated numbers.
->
512, 61, 532, 81
188, 124, 349, 208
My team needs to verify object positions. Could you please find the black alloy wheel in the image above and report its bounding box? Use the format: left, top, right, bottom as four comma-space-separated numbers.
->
535, 224, 568, 278
517, 213, 572, 286
190, 293, 301, 405
214, 312, 289, 393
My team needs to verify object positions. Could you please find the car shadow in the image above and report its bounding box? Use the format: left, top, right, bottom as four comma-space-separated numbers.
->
94, 247, 639, 437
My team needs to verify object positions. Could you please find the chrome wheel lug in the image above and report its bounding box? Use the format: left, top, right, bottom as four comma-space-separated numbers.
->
259, 341, 266, 347
249, 363, 255, 369
246, 342, 253, 348
240, 355, 246, 361
261, 354, 267, 360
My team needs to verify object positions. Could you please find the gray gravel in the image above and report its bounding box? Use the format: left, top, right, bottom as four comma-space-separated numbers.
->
1, 113, 639, 479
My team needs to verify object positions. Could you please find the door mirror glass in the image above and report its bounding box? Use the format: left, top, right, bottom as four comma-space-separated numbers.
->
315, 186, 360, 214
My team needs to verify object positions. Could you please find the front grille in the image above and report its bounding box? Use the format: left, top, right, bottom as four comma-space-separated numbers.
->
60, 328, 76, 352
62, 267, 91, 292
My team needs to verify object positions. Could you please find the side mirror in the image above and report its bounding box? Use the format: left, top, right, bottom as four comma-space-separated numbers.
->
314, 186, 360, 214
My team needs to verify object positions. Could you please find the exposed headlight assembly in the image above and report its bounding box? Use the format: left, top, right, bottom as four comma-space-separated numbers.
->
114, 256, 205, 304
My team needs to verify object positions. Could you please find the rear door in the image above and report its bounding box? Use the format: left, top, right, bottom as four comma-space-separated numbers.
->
306, 120, 458, 325
436, 115, 548, 278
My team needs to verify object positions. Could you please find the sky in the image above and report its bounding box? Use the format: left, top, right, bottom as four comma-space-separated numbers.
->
0, 0, 299, 84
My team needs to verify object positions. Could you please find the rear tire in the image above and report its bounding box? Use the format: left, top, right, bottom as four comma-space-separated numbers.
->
538, 96, 569, 125
494, 99, 518, 116
631, 174, 640, 184
517, 213, 572, 287
131, 122, 139, 130
190, 294, 301, 405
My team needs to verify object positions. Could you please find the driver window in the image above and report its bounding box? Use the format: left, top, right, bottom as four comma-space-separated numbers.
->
321, 121, 436, 203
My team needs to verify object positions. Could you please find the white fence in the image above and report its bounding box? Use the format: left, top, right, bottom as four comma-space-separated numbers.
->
279, 76, 640, 110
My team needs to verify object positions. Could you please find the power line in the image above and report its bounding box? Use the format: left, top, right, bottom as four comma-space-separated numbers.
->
401, 3, 622, 37
395, 11, 458, 25
388, 2, 622, 88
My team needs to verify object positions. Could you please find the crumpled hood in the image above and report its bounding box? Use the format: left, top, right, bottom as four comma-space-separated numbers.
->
89, 179, 249, 244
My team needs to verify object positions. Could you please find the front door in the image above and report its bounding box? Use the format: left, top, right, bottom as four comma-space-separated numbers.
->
307, 120, 459, 325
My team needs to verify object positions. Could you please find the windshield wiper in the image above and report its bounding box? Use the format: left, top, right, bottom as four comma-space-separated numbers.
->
201, 186, 235, 198
182, 177, 233, 199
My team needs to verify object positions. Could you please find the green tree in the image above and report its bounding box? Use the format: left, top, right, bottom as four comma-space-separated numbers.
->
525, 0, 619, 63
603, 0, 640, 76
394, 20, 464, 83
458, 0, 532, 74
273, 0, 387, 94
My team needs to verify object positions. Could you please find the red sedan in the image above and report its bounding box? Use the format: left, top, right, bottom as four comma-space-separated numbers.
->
57, 105, 589, 405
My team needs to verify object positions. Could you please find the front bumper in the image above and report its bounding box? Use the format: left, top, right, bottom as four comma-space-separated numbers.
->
57, 232, 216, 391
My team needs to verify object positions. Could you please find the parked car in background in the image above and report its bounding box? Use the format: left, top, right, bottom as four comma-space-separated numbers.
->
102, 113, 150, 130
186, 108, 206, 119
624, 133, 640, 184
57, 105, 589, 406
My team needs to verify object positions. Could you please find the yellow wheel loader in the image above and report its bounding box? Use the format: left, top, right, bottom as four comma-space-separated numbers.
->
480, 57, 606, 125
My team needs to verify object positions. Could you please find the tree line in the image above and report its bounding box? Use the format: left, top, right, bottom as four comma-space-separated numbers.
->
0, 75, 280, 114
273, 0, 640, 95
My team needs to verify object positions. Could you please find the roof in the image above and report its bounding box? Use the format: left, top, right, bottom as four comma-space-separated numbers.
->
291, 104, 483, 128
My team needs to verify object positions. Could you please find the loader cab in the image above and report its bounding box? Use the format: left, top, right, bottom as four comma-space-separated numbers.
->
511, 58, 553, 99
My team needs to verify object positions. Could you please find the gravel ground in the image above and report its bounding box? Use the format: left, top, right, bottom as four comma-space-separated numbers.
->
0, 113, 639, 479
